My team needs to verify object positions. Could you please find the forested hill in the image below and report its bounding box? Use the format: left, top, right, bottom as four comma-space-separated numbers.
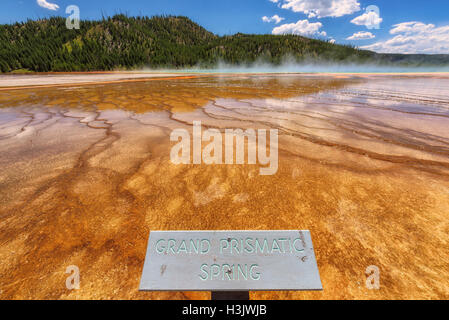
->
1, 15, 448, 72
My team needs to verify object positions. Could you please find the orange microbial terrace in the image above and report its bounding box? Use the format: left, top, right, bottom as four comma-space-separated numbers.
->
0, 74, 448, 300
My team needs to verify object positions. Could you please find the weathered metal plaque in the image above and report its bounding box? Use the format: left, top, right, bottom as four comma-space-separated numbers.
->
139, 230, 322, 291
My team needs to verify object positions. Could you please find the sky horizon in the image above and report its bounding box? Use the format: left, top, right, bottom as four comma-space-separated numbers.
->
1, 0, 449, 54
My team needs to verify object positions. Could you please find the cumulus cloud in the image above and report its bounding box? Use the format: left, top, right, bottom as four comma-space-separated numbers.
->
272, 19, 327, 37
37, 0, 59, 11
361, 21, 449, 54
351, 11, 382, 28
277, 0, 361, 18
262, 15, 285, 24
346, 31, 375, 40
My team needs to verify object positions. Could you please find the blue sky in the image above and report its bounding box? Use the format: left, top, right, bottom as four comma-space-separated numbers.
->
2, 0, 449, 54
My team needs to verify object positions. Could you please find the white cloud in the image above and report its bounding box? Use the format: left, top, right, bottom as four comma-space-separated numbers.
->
329, 39, 336, 44
346, 31, 375, 40
272, 19, 327, 37
262, 15, 285, 24
389, 21, 435, 35
351, 11, 382, 28
37, 0, 59, 11
361, 22, 449, 54
278, 0, 361, 18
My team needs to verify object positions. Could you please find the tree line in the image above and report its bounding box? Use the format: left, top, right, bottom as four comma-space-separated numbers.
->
0, 15, 447, 73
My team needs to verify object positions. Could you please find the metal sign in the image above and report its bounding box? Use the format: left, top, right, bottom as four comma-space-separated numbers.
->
140, 230, 322, 291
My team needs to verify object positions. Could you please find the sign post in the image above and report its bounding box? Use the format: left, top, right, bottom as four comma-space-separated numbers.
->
140, 230, 322, 299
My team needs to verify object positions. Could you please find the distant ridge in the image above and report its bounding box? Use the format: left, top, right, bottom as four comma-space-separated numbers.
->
1, 15, 448, 72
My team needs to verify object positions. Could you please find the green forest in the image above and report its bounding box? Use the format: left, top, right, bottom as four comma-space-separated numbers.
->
1, 15, 448, 72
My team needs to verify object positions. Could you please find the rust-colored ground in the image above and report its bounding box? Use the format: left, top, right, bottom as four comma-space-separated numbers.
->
0, 74, 448, 300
